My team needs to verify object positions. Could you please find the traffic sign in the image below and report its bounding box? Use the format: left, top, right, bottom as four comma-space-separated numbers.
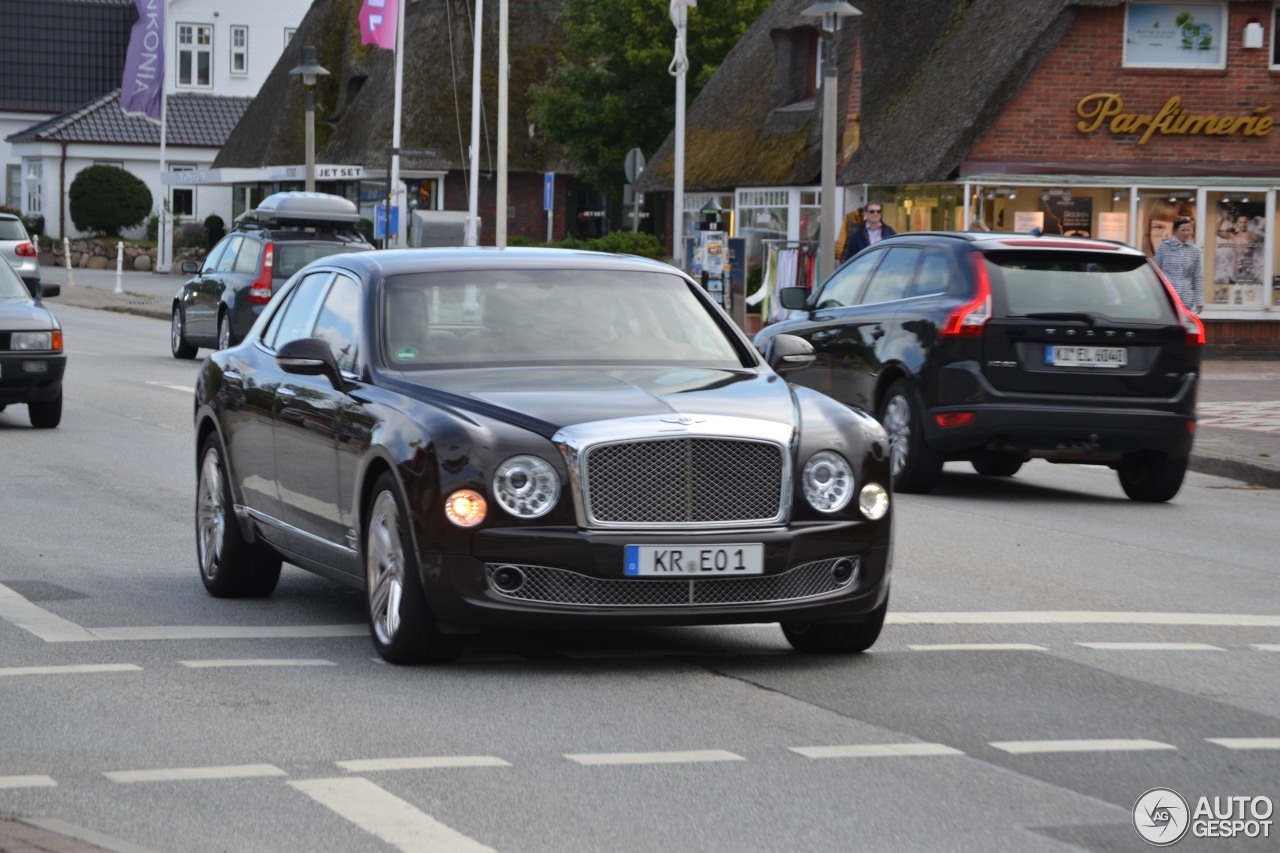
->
624, 148, 646, 184
543, 172, 555, 211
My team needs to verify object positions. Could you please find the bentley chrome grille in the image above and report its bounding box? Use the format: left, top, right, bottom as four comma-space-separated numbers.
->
584, 438, 785, 525
485, 557, 858, 607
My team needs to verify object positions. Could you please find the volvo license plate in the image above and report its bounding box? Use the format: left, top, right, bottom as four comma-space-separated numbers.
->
624, 544, 764, 576
1045, 345, 1127, 367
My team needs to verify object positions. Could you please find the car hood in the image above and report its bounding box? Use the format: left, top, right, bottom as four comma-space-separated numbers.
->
394, 366, 796, 437
0, 298, 54, 330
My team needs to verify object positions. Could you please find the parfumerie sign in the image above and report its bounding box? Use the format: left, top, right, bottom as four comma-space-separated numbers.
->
1077, 94, 1274, 144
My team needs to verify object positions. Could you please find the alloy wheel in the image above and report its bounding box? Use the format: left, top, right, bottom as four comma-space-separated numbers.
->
196, 449, 225, 581
172, 310, 184, 352
366, 491, 405, 646
218, 315, 231, 350
883, 395, 911, 476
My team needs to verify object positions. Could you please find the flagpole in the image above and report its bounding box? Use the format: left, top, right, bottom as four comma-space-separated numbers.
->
157, 49, 170, 271
465, 0, 484, 246
495, 0, 508, 248
390, 0, 407, 248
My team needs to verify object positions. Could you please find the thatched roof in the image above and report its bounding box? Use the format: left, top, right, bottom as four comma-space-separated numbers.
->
638, 0, 1129, 192
214, 0, 573, 174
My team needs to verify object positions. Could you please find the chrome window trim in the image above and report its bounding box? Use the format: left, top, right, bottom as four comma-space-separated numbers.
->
552, 414, 795, 530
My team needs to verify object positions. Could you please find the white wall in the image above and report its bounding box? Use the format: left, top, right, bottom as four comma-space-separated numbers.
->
166, 0, 310, 97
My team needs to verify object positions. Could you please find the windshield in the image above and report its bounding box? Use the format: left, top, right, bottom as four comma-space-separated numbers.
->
0, 257, 29, 298
983, 251, 1177, 323
381, 269, 745, 369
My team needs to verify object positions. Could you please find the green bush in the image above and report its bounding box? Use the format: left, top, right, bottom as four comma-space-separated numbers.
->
178, 223, 206, 248
202, 214, 225, 231
588, 230, 665, 258
68, 165, 152, 236
145, 214, 159, 242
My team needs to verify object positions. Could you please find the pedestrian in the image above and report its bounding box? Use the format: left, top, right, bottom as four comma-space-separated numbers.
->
840, 203, 895, 262
1153, 215, 1204, 314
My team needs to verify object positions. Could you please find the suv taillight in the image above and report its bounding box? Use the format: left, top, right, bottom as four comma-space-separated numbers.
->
1150, 262, 1205, 346
15, 242, 36, 258
248, 241, 274, 304
941, 251, 992, 337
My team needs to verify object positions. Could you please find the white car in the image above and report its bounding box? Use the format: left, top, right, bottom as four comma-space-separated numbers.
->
0, 212, 41, 297
0, 254, 63, 428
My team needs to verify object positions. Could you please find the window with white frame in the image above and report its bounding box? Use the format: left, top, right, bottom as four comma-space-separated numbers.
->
284, 28, 297, 47
94, 160, 125, 169
5, 165, 21, 209
1123, 2, 1227, 70
177, 23, 213, 87
230, 26, 248, 75
24, 159, 42, 215
170, 165, 196, 218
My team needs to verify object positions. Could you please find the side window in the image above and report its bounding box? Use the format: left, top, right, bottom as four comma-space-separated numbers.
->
265, 272, 334, 350
201, 239, 230, 274
310, 274, 361, 374
815, 251, 882, 309
858, 247, 922, 305
214, 236, 243, 273
911, 249, 953, 298
233, 237, 262, 273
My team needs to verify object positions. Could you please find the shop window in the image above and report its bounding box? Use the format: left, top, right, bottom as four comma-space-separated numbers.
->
177, 24, 213, 88
230, 26, 248, 76
1123, 2, 1226, 70
1137, 191, 1196, 258
1207, 190, 1267, 309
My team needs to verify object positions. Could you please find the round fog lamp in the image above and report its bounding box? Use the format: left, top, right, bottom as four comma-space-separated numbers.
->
444, 489, 487, 527
802, 451, 853, 513
859, 483, 889, 520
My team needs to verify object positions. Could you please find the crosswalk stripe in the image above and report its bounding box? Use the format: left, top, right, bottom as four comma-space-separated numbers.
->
178, 659, 337, 668
565, 750, 745, 765
0, 775, 56, 789
1205, 738, 1280, 750
1075, 642, 1225, 651
104, 764, 287, 783
89, 625, 366, 641
790, 743, 964, 759
907, 643, 1046, 651
336, 756, 510, 772
290, 777, 494, 853
1251, 644, 1280, 651
990, 739, 1176, 754
0, 582, 99, 642
0, 664, 141, 677
888, 612, 1280, 626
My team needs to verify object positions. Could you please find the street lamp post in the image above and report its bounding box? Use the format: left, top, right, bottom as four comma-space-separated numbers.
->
801, 2, 860, 281
289, 45, 330, 193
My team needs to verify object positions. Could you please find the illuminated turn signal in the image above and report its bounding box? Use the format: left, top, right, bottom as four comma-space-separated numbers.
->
444, 489, 487, 527
51, 330, 63, 352
935, 411, 975, 428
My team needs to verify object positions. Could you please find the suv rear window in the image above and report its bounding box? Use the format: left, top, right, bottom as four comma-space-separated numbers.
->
275, 244, 367, 279
983, 251, 1175, 323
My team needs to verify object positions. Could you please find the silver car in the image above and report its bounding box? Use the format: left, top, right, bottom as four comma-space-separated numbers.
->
0, 213, 40, 297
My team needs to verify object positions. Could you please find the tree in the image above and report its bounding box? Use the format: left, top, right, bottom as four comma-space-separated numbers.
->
531, 0, 770, 198
68, 165, 153, 236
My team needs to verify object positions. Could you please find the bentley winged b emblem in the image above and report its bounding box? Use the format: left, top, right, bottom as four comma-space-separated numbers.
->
660, 415, 706, 426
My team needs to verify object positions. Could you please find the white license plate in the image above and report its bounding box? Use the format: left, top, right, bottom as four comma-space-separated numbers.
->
624, 544, 764, 577
1045, 345, 1127, 368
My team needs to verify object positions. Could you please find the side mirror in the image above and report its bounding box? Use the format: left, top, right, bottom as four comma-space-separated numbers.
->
182, 261, 200, 274
764, 333, 816, 374
275, 337, 343, 389
37, 282, 60, 299
778, 287, 809, 310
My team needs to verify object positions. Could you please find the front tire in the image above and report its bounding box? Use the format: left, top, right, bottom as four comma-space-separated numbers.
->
1117, 452, 1187, 502
782, 593, 889, 654
364, 473, 465, 664
28, 390, 61, 429
196, 435, 281, 597
879, 381, 943, 494
172, 306, 197, 359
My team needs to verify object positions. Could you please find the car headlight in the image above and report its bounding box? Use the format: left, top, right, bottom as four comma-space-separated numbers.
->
859, 483, 889, 520
11, 331, 54, 351
801, 451, 853, 513
492, 455, 560, 518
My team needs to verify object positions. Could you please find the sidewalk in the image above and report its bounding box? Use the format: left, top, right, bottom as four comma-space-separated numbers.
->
39, 265, 1280, 489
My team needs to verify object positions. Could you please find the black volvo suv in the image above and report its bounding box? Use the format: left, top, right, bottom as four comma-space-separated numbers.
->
754, 232, 1204, 502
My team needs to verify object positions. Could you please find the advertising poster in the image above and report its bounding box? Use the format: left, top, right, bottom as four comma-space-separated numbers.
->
1040, 197, 1093, 237
1014, 211, 1044, 233
1124, 4, 1224, 68
1098, 212, 1129, 243
1212, 200, 1266, 306
1139, 196, 1196, 258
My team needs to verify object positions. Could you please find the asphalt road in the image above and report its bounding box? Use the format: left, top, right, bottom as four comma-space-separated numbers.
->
1, 304, 1277, 852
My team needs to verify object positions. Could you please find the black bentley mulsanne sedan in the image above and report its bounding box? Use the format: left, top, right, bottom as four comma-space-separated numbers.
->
193, 248, 894, 663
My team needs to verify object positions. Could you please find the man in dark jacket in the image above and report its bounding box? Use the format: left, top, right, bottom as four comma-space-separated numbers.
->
840, 204, 895, 262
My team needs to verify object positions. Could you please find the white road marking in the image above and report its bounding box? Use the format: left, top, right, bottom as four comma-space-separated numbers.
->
907, 643, 1047, 651
888, 612, 1280, 627
790, 743, 964, 759
565, 750, 745, 766
88, 625, 367, 641
178, 659, 337, 668
1076, 642, 1225, 651
559, 649, 691, 659
104, 764, 287, 783
1205, 738, 1280, 750
1251, 644, 1280, 651
0, 775, 56, 789
144, 381, 194, 394
0, 663, 141, 677
990, 739, 1176, 755
20, 818, 163, 853
336, 756, 510, 772
0, 582, 100, 642
289, 777, 494, 853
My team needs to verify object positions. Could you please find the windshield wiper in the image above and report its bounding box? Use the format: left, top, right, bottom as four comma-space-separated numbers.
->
1022, 312, 1095, 325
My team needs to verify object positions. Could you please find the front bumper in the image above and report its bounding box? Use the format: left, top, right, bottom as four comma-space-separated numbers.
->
422, 520, 892, 632
0, 352, 65, 405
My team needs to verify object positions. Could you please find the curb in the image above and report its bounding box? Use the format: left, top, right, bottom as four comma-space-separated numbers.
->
1188, 452, 1280, 489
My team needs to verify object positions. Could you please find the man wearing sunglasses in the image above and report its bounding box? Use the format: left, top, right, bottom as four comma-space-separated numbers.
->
840, 204, 896, 263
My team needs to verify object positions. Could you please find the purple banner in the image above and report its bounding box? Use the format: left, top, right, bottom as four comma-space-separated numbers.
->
121, 0, 164, 122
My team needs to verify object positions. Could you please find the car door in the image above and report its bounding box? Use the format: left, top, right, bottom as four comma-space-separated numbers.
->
186, 239, 230, 339
780, 250, 884, 398
203, 235, 243, 331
